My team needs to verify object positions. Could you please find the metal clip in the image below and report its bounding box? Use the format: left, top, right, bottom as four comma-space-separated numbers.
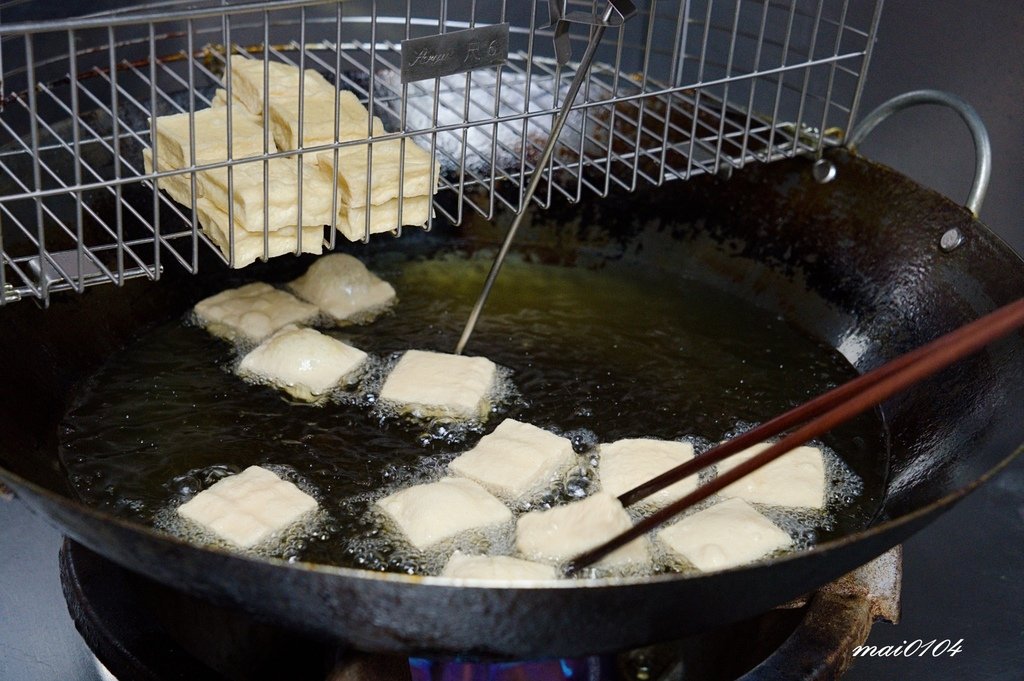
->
1, 284, 20, 304
547, 0, 637, 66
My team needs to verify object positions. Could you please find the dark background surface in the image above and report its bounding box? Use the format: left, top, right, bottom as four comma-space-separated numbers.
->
1, 1, 1022, 679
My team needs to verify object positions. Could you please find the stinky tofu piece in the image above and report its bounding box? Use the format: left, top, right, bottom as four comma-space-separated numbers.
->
145, 149, 325, 267
516, 492, 649, 569
143, 148, 201, 202
289, 253, 396, 324
449, 419, 575, 500
199, 156, 337, 230
379, 350, 498, 420
197, 201, 325, 267
149, 105, 267, 170
147, 124, 332, 232
177, 465, 318, 548
336, 194, 433, 241
598, 439, 698, 509
193, 282, 319, 343
227, 55, 385, 150
441, 551, 558, 581
210, 88, 249, 111
656, 498, 792, 572
210, 88, 229, 107
717, 443, 826, 509
316, 138, 438, 207
227, 55, 336, 112
237, 325, 368, 402
376, 477, 513, 551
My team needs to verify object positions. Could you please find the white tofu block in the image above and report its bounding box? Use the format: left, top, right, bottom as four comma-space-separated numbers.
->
143, 147, 200, 200
237, 324, 368, 402
515, 492, 649, 569
146, 134, 333, 233
335, 194, 433, 241
227, 56, 385, 150
209, 89, 247, 110
210, 88, 230, 107
145, 149, 325, 267
376, 477, 512, 551
449, 419, 575, 500
441, 551, 558, 581
289, 253, 396, 324
379, 350, 498, 420
598, 439, 698, 509
193, 282, 319, 343
177, 465, 318, 548
316, 139, 439, 208
199, 156, 337, 230
656, 497, 792, 572
716, 443, 826, 509
149, 106, 267, 170
197, 201, 325, 267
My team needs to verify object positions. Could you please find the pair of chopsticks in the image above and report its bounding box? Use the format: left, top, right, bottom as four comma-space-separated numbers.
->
565, 297, 1024, 574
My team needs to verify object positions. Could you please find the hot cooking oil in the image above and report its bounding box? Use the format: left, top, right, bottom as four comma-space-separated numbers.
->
59, 251, 887, 575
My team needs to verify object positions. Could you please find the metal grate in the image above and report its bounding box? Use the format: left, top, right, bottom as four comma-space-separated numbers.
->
0, 0, 883, 305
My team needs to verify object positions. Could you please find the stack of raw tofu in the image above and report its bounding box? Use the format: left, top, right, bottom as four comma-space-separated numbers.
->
144, 55, 439, 267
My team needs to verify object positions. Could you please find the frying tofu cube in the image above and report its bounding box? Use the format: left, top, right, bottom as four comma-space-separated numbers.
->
316, 139, 439, 207
227, 56, 385, 150
376, 477, 513, 551
516, 492, 649, 569
598, 439, 698, 509
149, 106, 266, 170
656, 497, 792, 572
379, 350, 498, 420
336, 194, 433, 241
289, 253, 396, 324
716, 443, 826, 509
193, 282, 319, 343
449, 419, 575, 500
199, 156, 337, 230
237, 325, 368, 402
441, 551, 558, 581
177, 465, 318, 548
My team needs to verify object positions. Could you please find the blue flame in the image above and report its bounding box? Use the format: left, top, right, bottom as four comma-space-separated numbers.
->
407, 655, 599, 680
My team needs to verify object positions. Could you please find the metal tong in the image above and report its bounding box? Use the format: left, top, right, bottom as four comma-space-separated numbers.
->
455, 0, 637, 355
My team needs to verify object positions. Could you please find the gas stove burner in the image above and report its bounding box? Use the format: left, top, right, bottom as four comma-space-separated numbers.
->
409, 657, 612, 681
58, 540, 900, 681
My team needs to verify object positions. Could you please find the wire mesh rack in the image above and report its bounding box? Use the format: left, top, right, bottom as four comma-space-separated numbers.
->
0, 0, 883, 305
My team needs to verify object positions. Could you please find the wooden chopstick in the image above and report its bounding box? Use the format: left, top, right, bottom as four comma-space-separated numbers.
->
617, 300, 983, 508
565, 297, 1024, 574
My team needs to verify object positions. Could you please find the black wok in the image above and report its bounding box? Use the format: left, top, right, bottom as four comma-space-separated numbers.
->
1, 147, 1022, 658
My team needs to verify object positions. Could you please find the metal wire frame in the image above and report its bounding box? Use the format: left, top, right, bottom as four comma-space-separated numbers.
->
0, 0, 883, 305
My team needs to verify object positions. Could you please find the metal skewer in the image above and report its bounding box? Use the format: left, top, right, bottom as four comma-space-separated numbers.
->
454, 0, 636, 355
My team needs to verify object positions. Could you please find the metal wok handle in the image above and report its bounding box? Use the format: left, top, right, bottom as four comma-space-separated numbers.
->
743, 591, 874, 681
847, 90, 992, 216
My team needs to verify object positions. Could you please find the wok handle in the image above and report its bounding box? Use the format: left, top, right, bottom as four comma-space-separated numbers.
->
742, 590, 875, 681
846, 90, 991, 216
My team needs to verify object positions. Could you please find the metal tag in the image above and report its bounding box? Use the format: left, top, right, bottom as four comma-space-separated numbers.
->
401, 23, 509, 83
